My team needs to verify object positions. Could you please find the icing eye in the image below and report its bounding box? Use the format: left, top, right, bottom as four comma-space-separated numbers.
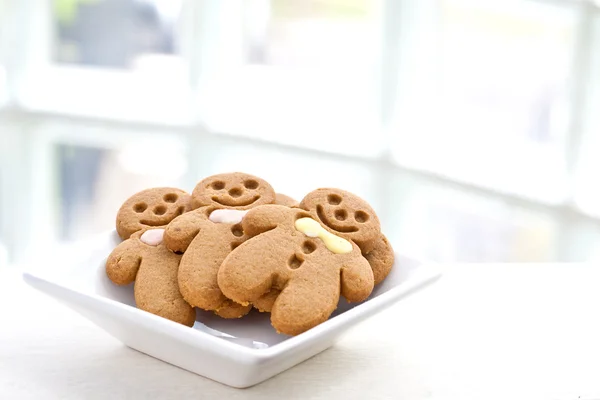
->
354, 211, 369, 223
229, 188, 242, 198
327, 194, 342, 205
211, 181, 225, 190
153, 205, 167, 215
133, 203, 147, 213
163, 193, 178, 203
244, 180, 259, 189
334, 209, 347, 221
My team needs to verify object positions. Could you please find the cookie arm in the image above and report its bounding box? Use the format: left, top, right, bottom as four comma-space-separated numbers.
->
364, 234, 395, 285
106, 239, 143, 285
218, 244, 276, 305
163, 209, 205, 253
340, 253, 374, 303
242, 205, 295, 237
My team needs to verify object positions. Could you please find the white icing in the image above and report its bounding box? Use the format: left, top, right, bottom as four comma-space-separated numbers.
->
140, 229, 165, 246
209, 209, 248, 224
295, 218, 353, 254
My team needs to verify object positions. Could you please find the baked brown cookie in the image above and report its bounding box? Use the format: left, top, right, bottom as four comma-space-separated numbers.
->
106, 228, 196, 326
164, 172, 276, 318
245, 193, 297, 313
116, 187, 191, 240
363, 234, 395, 284
218, 205, 374, 335
275, 193, 299, 208
252, 289, 281, 313
300, 188, 394, 284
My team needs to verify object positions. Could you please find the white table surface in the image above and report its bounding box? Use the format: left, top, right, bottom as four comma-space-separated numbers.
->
2, 264, 600, 400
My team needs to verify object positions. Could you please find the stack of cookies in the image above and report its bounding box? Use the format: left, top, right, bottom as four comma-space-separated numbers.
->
106, 172, 394, 336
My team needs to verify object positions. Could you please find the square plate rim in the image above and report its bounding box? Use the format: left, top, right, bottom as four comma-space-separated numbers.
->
21, 231, 442, 361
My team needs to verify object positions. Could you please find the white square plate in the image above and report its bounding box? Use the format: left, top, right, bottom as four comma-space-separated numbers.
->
22, 231, 441, 388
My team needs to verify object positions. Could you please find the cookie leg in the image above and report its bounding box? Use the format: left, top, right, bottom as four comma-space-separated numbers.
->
214, 299, 252, 319
270, 267, 340, 336
178, 246, 228, 310
135, 254, 196, 327
253, 289, 281, 312
218, 249, 279, 306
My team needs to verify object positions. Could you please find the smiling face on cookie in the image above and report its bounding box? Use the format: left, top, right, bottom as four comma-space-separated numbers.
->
300, 188, 381, 249
191, 172, 276, 210
116, 187, 191, 239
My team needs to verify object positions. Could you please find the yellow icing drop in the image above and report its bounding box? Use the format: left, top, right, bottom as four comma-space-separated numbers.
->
294, 218, 353, 254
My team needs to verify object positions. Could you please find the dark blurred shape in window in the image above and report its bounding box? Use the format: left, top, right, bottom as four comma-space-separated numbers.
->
53, 0, 180, 68
56, 144, 106, 240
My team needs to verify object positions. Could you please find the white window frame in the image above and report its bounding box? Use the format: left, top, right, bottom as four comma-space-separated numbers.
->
9, 0, 201, 125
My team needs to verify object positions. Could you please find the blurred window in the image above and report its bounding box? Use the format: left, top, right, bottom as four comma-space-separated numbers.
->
4, 0, 600, 265
0, 64, 7, 107
573, 10, 600, 217
246, 0, 373, 70
13, 0, 191, 124
200, 0, 383, 157
53, 0, 180, 69
23, 124, 191, 251
391, 0, 576, 204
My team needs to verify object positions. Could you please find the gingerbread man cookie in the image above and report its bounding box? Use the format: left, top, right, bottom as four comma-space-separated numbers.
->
218, 205, 374, 335
164, 172, 276, 318
300, 188, 394, 284
107, 187, 194, 325
106, 228, 196, 326
238, 193, 298, 313
115, 187, 191, 240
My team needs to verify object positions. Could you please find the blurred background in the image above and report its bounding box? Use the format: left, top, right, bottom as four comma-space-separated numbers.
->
2, 0, 600, 267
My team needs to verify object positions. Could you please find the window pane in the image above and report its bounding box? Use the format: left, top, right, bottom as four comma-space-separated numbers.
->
53, 0, 183, 71
246, 0, 376, 70
383, 171, 600, 263
392, 0, 577, 203
23, 126, 190, 252
204, 0, 382, 157
0, 64, 6, 107
56, 141, 188, 241
441, 0, 574, 145
572, 12, 600, 218
0, 0, 8, 107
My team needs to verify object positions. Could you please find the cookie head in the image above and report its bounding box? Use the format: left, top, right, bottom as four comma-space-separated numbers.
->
300, 188, 381, 249
191, 172, 276, 210
116, 187, 191, 239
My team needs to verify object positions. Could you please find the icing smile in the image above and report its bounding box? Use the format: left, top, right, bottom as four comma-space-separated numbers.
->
316, 205, 358, 233
212, 195, 260, 207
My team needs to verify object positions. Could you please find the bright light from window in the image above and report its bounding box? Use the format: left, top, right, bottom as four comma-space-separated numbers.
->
0, 64, 7, 104
117, 139, 188, 179
0, 241, 7, 268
